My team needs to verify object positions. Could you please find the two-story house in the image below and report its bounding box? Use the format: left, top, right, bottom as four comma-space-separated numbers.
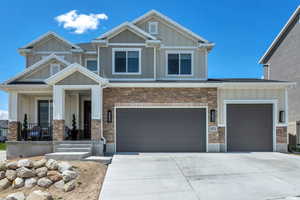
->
0, 10, 293, 158
259, 6, 300, 144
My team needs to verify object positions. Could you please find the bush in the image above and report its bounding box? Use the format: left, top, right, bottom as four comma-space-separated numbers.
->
0, 143, 6, 151
288, 144, 300, 153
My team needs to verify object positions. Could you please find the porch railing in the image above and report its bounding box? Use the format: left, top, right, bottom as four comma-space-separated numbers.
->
19, 123, 52, 141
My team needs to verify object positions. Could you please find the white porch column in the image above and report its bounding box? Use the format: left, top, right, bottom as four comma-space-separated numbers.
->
53, 86, 65, 120
91, 85, 102, 140
9, 91, 18, 122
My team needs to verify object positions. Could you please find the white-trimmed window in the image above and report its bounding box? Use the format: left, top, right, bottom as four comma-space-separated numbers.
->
166, 51, 193, 75
50, 64, 60, 76
148, 22, 158, 35
85, 59, 98, 72
112, 48, 141, 74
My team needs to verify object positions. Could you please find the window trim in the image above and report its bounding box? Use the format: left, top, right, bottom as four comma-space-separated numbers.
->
165, 50, 194, 76
85, 58, 98, 72
112, 48, 142, 75
50, 63, 61, 76
148, 21, 158, 35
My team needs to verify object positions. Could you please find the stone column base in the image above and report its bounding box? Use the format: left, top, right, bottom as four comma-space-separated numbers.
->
53, 120, 65, 141
91, 119, 102, 140
8, 121, 20, 141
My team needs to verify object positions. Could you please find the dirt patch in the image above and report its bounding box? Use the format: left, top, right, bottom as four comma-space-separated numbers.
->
0, 157, 107, 200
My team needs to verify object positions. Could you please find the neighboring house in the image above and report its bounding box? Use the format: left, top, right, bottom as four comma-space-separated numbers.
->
0, 10, 293, 156
0, 120, 8, 138
259, 6, 300, 144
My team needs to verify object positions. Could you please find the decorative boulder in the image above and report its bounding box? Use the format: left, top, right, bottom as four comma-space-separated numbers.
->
26, 190, 53, 200
0, 178, 11, 190
54, 180, 64, 191
17, 167, 35, 178
58, 162, 72, 173
17, 159, 33, 168
33, 159, 47, 169
6, 170, 17, 181
62, 170, 78, 183
24, 178, 37, 188
37, 177, 53, 188
0, 161, 6, 171
64, 180, 76, 192
35, 167, 48, 178
0, 171, 5, 180
45, 159, 58, 170
6, 192, 25, 200
12, 177, 24, 189
6, 161, 18, 170
47, 171, 62, 182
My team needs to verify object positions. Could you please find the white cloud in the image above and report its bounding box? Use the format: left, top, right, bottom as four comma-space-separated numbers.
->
55, 10, 108, 34
0, 110, 8, 120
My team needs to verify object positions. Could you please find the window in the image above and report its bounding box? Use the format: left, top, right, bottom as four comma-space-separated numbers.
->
148, 22, 158, 34
167, 52, 192, 75
86, 59, 98, 72
38, 100, 53, 128
50, 64, 60, 76
113, 48, 141, 74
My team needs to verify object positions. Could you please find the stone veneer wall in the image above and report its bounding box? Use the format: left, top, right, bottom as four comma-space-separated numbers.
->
53, 120, 65, 141
102, 87, 220, 147
91, 119, 101, 140
8, 121, 20, 141
276, 126, 288, 144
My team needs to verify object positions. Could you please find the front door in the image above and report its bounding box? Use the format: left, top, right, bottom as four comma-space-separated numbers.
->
84, 101, 91, 139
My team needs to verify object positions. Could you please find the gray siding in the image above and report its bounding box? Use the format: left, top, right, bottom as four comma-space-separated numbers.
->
108, 30, 145, 43
100, 46, 154, 79
267, 13, 300, 124
26, 54, 80, 67
56, 71, 98, 85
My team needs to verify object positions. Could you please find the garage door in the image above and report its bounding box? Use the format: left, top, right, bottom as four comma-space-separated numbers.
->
227, 104, 273, 152
116, 108, 206, 152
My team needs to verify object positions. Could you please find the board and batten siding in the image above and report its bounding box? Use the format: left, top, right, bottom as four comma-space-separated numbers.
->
218, 88, 286, 125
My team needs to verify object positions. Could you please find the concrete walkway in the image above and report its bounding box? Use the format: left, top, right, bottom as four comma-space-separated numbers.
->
0, 151, 6, 161
99, 153, 300, 200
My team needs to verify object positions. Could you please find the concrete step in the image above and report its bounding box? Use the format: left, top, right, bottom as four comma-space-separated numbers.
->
55, 148, 91, 152
84, 156, 112, 165
57, 144, 92, 148
45, 152, 91, 160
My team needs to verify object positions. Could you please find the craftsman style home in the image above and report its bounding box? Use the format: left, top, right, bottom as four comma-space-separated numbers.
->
0, 10, 293, 158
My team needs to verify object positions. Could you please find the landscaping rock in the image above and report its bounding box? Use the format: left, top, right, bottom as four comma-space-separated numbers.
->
64, 180, 76, 192
45, 159, 58, 170
35, 167, 47, 178
58, 162, 72, 173
6, 170, 17, 181
0, 178, 11, 190
37, 177, 52, 188
54, 180, 64, 191
6, 192, 25, 200
24, 178, 37, 188
0, 171, 5, 179
33, 159, 47, 169
62, 170, 78, 183
12, 177, 24, 189
0, 161, 6, 171
17, 167, 35, 178
26, 190, 53, 200
6, 161, 18, 170
47, 171, 62, 182
17, 159, 33, 168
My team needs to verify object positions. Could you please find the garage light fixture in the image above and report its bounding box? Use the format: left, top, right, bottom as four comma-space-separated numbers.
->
210, 109, 216, 122
107, 110, 112, 123
279, 110, 285, 123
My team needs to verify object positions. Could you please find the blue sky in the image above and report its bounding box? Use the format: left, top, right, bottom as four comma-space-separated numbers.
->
0, 0, 299, 115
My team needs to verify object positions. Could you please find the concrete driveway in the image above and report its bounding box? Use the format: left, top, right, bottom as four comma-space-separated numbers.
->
99, 153, 300, 200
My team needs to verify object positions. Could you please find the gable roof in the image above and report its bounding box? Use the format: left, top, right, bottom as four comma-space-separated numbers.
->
132, 10, 209, 43
45, 63, 108, 86
4, 54, 71, 84
259, 6, 300, 64
96, 22, 157, 40
20, 31, 82, 50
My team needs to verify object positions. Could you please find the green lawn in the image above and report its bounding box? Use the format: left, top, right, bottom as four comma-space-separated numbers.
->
0, 143, 6, 151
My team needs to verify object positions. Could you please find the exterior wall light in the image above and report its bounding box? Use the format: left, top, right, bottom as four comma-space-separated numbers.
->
279, 110, 285, 123
210, 109, 216, 122
107, 110, 112, 123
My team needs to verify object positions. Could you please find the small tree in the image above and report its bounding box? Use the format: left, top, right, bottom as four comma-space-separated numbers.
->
71, 114, 77, 140
22, 114, 28, 140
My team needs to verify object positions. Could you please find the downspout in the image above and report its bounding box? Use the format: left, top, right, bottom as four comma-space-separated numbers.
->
100, 82, 108, 153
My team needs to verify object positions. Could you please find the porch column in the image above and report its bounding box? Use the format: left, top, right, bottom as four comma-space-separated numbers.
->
8, 92, 20, 141
53, 86, 65, 141
91, 85, 102, 140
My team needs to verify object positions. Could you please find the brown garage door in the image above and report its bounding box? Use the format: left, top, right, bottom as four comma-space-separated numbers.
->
226, 104, 273, 152
116, 108, 206, 152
